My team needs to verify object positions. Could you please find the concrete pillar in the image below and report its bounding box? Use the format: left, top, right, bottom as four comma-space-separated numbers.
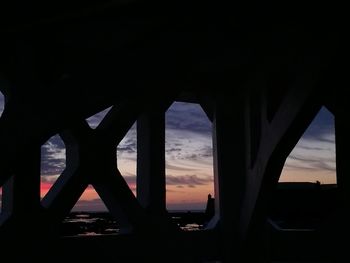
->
212, 91, 249, 261
1, 145, 41, 233
334, 97, 350, 261
137, 109, 166, 214
335, 114, 350, 203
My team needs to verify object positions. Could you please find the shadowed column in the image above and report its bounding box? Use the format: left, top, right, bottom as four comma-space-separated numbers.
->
335, 95, 350, 261
212, 91, 249, 262
335, 106, 350, 206
137, 109, 166, 214
1, 145, 41, 234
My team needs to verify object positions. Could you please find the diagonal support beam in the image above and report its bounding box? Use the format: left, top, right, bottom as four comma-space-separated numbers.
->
241, 96, 321, 234
41, 121, 91, 223
41, 98, 178, 233
92, 168, 146, 231
238, 55, 326, 243
97, 98, 145, 142
41, 97, 140, 218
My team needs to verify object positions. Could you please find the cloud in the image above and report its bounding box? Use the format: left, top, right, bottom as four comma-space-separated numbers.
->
166, 102, 212, 134
165, 127, 213, 169
316, 161, 336, 172
41, 135, 66, 176
301, 107, 334, 140
199, 146, 213, 158
114, 173, 213, 189
166, 174, 213, 187
285, 151, 336, 172
297, 145, 326, 151
37, 103, 336, 210
41, 175, 60, 184
116, 124, 137, 157
318, 137, 335, 144
280, 107, 336, 183
167, 147, 182, 152
85, 106, 112, 129
119, 175, 136, 185
117, 145, 136, 154
283, 163, 318, 171
166, 163, 198, 171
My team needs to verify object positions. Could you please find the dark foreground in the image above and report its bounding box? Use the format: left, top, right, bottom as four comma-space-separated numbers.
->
0, 183, 342, 262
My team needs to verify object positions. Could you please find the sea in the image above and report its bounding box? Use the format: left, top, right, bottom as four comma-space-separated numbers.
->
60, 211, 210, 236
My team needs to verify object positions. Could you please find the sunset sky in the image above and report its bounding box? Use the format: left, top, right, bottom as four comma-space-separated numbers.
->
0, 92, 336, 212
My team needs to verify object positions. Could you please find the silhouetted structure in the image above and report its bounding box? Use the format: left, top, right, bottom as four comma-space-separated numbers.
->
205, 194, 215, 220
0, 1, 347, 262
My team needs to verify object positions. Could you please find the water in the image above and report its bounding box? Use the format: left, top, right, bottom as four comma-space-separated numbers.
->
61, 212, 208, 236
61, 212, 119, 236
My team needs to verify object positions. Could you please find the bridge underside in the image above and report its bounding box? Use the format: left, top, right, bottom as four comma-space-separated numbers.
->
0, 1, 348, 262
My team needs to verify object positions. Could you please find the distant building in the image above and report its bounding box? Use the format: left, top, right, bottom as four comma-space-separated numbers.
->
205, 194, 215, 219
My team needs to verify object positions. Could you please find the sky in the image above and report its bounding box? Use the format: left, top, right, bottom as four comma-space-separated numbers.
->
279, 107, 336, 184
0, 91, 336, 213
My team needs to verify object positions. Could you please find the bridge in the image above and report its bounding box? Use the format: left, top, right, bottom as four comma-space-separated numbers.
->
0, 1, 348, 262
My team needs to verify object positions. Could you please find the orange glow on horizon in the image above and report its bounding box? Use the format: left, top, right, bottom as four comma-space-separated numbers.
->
38, 170, 336, 211
280, 167, 336, 185
166, 184, 214, 209
40, 182, 136, 200
40, 182, 52, 198
39, 179, 212, 210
